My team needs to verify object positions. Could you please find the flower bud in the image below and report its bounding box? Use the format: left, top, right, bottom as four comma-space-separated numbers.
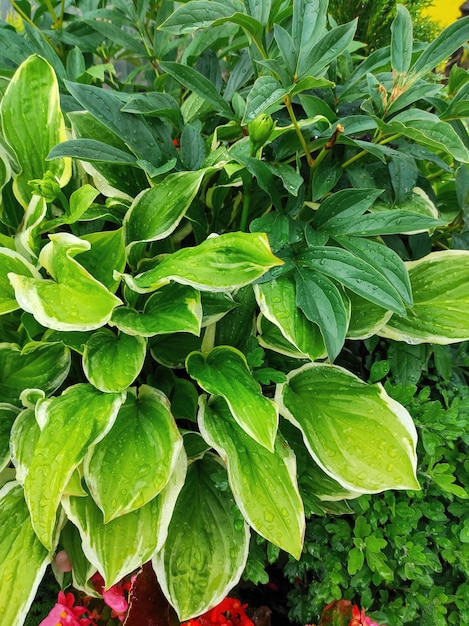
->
29, 170, 61, 202
248, 113, 275, 154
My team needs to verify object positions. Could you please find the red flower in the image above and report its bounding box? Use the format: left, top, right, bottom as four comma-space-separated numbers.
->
181, 597, 254, 626
39, 591, 97, 626
90, 572, 132, 622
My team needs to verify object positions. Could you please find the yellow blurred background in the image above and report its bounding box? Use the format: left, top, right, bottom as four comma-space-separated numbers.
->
423, 0, 464, 27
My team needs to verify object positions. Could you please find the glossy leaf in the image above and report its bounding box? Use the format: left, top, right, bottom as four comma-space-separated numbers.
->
79, 229, 126, 294
111, 283, 202, 337
257, 315, 310, 359
186, 346, 278, 451
254, 275, 326, 361
298, 246, 407, 315
199, 396, 305, 558
124, 562, 179, 626
85, 386, 183, 521
0, 482, 52, 626
64, 449, 186, 588
120, 232, 282, 293
346, 291, 393, 339
379, 251, 469, 344
0, 248, 42, 315
48, 139, 139, 165
124, 169, 214, 249
10, 409, 40, 484
60, 522, 97, 595
294, 267, 349, 361
1, 54, 71, 207
160, 1, 235, 33
9, 233, 122, 331
0, 341, 70, 405
243, 76, 287, 124
334, 236, 412, 306
390, 4, 413, 75
153, 453, 250, 621
159, 62, 234, 120
83, 330, 146, 393
0, 403, 20, 472
276, 363, 419, 493
314, 188, 384, 231
24, 384, 124, 549
297, 20, 357, 78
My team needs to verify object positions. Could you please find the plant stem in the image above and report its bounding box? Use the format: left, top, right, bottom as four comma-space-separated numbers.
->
239, 170, 252, 232
9, 0, 37, 30
284, 95, 315, 167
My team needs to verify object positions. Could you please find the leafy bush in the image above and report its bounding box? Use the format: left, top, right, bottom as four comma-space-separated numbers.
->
285, 343, 469, 625
0, 1, 469, 625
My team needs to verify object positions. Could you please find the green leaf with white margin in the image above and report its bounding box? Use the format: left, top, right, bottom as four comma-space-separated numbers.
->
24, 384, 124, 549
199, 396, 305, 558
153, 452, 249, 621
83, 329, 146, 393
186, 346, 278, 451
0, 341, 71, 405
379, 250, 469, 344
257, 314, 311, 359
346, 291, 393, 339
78, 229, 126, 294
9, 232, 122, 331
0, 248, 42, 315
0, 482, 53, 626
120, 232, 283, 294
10, 409, 40, 484
0, 54, 71, 208
124, 168, 216, 250
254, 275, 326, 361
275, 363, 419, 493
63, 448, 187, 588
15, 195, 47, 262
111, 283, 202, 337
61, 522, 97, 596
0, 404, 20, 472
84, 386, 183, 522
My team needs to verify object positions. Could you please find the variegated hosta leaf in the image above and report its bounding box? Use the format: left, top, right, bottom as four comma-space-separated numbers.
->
0, 248, 42, 315
79, 229, 126, 294
24, 384, 125, 549
15, 196, 47, 262
0, 482, 53, 626
63, 449, 187, 588
254, 275, 326, 361
153, 453, 250, 621
198, 396, 305, 559
186, 346, 278, 451
10, 409, 40, 484
346, 291, 393, 339
0, 403, 20, 472
60, 522, 98, 596
83, 329, 147, 393
0, 54, 71, 208
275, 363, 419, 493
257, 315, 310, 359
119, 232, 283, 293
379, 250, 469, 344
9, 232, 122, 331
0, 341, 71, 405
85, 386, 183, 522
124, 168, 215, 249
281, 419, 360, 504
111, 283, 202, 337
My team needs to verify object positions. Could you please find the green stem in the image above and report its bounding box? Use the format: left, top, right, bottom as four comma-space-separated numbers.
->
284, 95, 315, 167
9, 0, 37, 30
42, 0, 59, 27
342, 133, 402, 169
201, 323, 216, 356
239, 170, 252, 232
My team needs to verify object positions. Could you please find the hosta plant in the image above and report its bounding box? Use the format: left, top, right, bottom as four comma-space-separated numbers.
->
0, 1, 469, 624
